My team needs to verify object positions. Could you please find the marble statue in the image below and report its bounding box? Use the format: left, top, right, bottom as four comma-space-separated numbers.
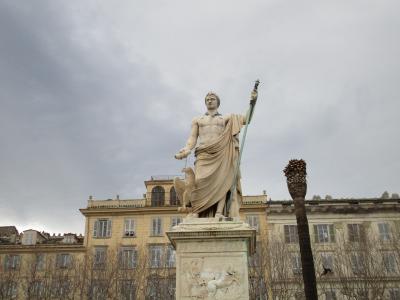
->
174, 167, 195, 213
175, 89, 258, 218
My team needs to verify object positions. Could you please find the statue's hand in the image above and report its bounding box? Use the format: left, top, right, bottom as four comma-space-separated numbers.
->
175, 148, 191, 160
250, 90, 258, 102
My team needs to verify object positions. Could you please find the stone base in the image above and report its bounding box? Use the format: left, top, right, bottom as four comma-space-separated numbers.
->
167, 217, 256, 300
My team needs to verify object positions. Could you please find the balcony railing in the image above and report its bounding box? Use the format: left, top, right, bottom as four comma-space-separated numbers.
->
87, 199, 146, 209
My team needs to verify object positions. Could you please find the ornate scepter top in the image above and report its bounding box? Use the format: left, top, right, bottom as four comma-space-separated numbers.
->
254, 79, 260, 91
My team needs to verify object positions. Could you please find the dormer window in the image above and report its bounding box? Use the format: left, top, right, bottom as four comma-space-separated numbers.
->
62, 235, 75, 244
22, 231, 36, 245
151, 186, 165, 207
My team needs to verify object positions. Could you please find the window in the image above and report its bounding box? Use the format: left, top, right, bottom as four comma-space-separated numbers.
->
151, 186, 165, 207
149, 245, 163, 268
4, 255, 20, 270
166, 245, 176, 268
93, 219, 112, 238
32, 280, 45, 298
284, 225, 298, 243
249, 242, 261, 267
383, 252, 397, 274
325, 291, 337, 300
3, 281, 17, 299
292, 254, 302, 275
124, 219, 135, 237
51, 280, 70, 298
56, 253, 72, 269
35, 254, 45, 271
351, 253, 364, 275
146, 276, 159, 300
170, 187, 179, 206
389, 289, 400, 300
321, 253, 334, 272
294, 291, 305, 300
246, 215, 259, 233
94, 247, 107, 269
378, 223, 390, 241
151, 218, 162, 236
63, 235, 75, 244
120, 280, 136, 300
356, 290, 368, 300
171, 216, 182, 229
314, 224, 335, 243
91, 281, 106, 300
120, 247, 137, 269
347, 224, 363, 242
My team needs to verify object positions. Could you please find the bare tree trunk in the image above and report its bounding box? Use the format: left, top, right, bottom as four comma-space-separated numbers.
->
285, 159, 318, 300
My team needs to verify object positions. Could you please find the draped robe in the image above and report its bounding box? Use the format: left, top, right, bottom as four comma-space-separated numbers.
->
191, 114, 244, 217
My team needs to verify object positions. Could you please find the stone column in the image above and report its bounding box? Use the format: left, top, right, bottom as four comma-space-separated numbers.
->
167, 218, 256, 300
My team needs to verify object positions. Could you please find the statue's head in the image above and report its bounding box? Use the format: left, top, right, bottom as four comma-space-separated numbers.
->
204, 92, 220, 109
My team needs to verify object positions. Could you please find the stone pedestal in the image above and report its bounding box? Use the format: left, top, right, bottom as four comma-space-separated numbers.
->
167, 218, 256, 300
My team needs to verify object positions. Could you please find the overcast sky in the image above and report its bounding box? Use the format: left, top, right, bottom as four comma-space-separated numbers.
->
0, 1, 399, 234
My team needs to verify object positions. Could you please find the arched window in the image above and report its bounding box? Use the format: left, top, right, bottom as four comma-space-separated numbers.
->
170, 187, 179, 206
151, 186, 165, 207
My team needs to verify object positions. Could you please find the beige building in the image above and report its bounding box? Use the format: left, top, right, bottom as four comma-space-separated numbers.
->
0, 176, 267, 300
1, 176, 399, 299
264, 198, 400, 300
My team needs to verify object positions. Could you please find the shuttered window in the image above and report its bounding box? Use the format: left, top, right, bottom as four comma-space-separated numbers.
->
56, 253, 72, 269
93, 219, 112, 238
246, 215, 259, 233
171, 216, 182, 229
120, 247, 137, 269
124, 219, 135, 237
149, 245, 163, 268
314, 224, 335, 243
347, 224, 364, 242
284, 225, 299, 243
151, 218, 162, 236
378, 223, 391, 241
166, 245, 176, 268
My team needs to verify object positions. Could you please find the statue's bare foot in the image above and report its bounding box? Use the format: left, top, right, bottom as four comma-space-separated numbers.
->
187, 213, 199, 218
215, 213, 225, 220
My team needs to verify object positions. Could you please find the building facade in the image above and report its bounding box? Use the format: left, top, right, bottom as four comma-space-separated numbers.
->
264, 198, 400, 300
1, 176, 399, 299
0, 176, 267, 300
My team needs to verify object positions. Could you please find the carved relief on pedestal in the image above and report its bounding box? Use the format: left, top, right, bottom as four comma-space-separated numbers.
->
180, 257, 245, 299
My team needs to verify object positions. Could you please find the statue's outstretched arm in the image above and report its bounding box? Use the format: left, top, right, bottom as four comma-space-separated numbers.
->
175, 119, 198, 159
238, 89, 259, 125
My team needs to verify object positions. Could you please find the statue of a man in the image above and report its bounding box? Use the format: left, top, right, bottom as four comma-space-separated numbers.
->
175, 90, 258, 218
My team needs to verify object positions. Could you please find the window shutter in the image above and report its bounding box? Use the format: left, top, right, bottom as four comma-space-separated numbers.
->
329, 224, 335, 242
16, 256, 20, 269
118, 250, 123, 267
359, 224, 365, 242
152, 219, 156, 235
56, 254, 61, 268
106, 220, 112, 237
133, 249, 138, 268
284, 225, 290, 243
157, 219, 162, 235
5, 255, 9, 269
313, 225, 319, 243
66, 255, 71, 268
93, 220, 99, 238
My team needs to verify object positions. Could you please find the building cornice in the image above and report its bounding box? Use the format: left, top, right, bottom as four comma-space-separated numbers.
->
80, 204, 267, 217
266, 199, 400, 215
0, 244, 86, 254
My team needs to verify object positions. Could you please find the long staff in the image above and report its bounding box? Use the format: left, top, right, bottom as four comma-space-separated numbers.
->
225, 80, 260, 216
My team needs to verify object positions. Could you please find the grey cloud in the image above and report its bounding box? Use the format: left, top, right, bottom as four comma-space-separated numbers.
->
0, 1, 399, 233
